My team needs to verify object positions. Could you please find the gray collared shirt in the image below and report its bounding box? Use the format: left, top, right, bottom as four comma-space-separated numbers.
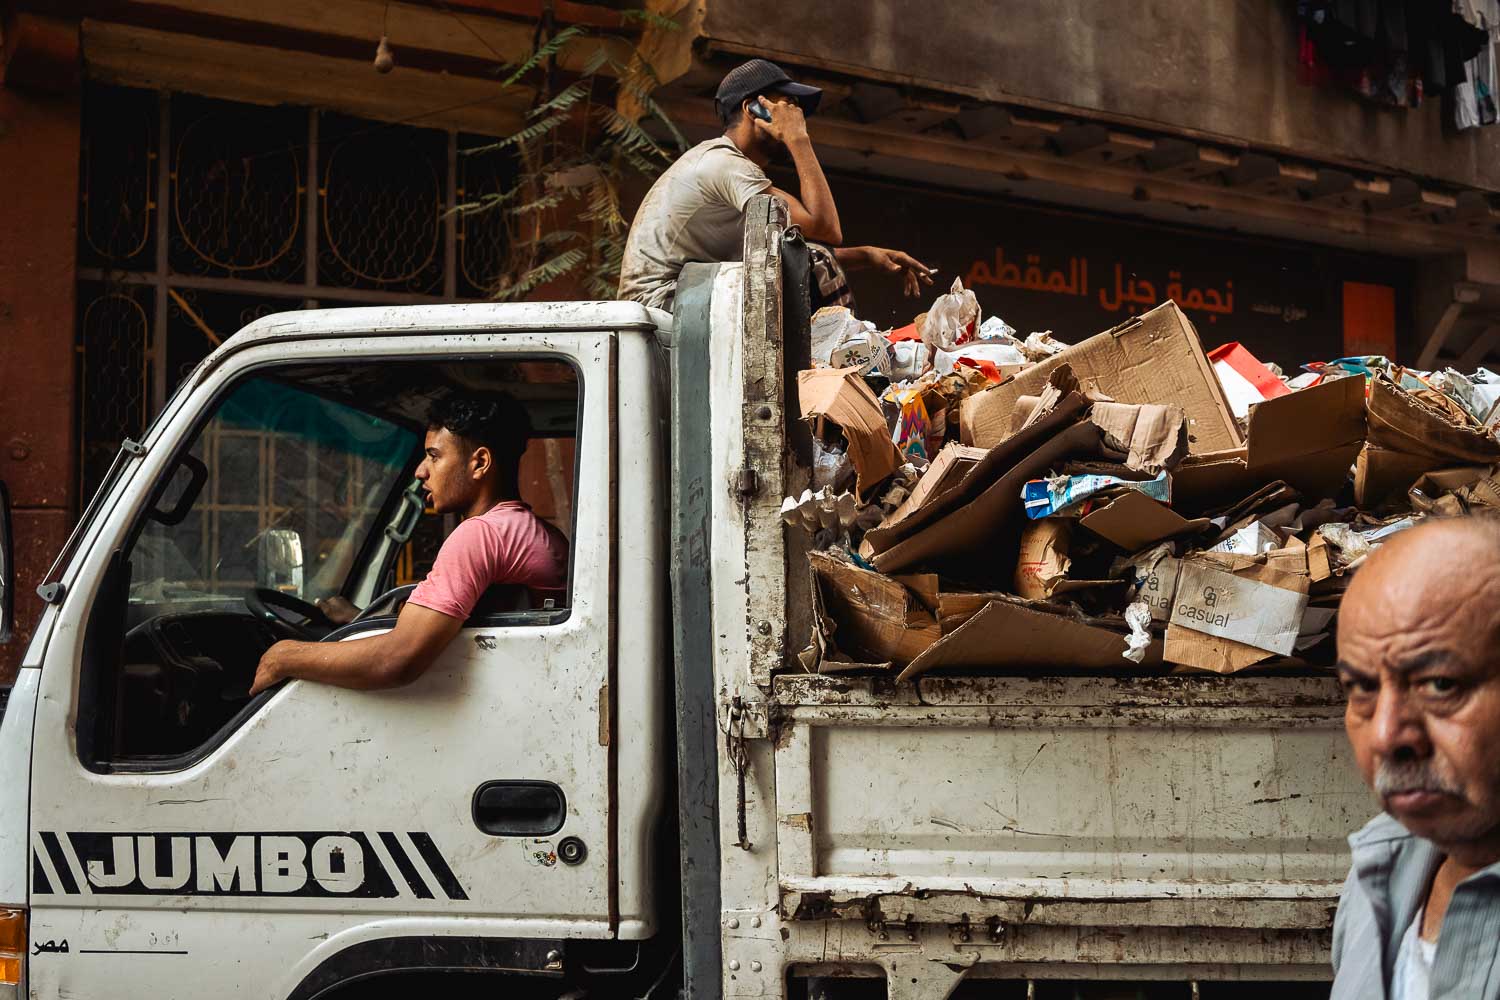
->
1332, 813, 1500, 999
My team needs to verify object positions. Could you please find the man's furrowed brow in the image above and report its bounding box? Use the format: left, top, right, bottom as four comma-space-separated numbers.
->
1388, 649, 1460, 676
1335, 660, 1375, 683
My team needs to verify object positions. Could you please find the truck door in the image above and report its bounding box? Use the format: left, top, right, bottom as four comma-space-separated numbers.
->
26, 325, 618, 999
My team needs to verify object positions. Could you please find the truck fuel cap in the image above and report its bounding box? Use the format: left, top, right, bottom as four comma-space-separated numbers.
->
558, 837, 587, 866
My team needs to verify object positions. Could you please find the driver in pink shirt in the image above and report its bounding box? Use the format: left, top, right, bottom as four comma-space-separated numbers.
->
250, 392, 568, 693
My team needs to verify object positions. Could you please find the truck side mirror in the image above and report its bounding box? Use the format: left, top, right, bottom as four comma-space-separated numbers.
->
257, 528, 305, 595
0, 481, 12, 644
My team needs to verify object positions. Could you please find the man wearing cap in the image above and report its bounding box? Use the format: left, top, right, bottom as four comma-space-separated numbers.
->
618, 58, 931, 312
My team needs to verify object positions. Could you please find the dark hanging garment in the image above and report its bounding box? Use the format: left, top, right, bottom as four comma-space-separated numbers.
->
1298, 0, 1487, 104
1379, 0, 1407, 52
1376, 0, 1411, 105
1405, 1, 1472, 95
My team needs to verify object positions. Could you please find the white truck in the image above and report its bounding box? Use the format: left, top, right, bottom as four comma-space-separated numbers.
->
0, 198, 1370, 1000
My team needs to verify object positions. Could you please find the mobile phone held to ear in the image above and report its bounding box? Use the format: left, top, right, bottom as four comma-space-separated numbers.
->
748, 99, 773, 123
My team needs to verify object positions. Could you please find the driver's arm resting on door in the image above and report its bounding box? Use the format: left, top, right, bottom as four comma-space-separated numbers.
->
250, 603, 463, 692
249, 498, 568, 694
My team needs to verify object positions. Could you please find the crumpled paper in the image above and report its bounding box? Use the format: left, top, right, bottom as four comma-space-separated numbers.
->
1316, 517, 1419, 571
1020, 330, 1067, 362
921, 277, 981, 353
977, 315, 1018, 342
1122, 601, 1153, 663
889, 340, 930, 381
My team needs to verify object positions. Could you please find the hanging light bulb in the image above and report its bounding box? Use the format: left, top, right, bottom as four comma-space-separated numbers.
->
373, 35, 395, 74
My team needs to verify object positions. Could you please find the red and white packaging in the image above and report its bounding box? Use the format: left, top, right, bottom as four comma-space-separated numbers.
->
1208, 342, 1292, 419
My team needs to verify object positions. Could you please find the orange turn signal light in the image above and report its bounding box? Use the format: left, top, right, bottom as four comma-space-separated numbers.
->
0, 908, 24, 985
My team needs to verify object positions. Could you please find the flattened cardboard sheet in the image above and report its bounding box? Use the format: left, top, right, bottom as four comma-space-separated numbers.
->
897, 597, 1162, 681
1173, 375, 1367, 511
960, 301, 1240, 454
1163, 629, 1275, 675
808, 552, 938, 669
877, 444, 986, 535
1166, 553, 1309, 656
862, 394, 1090, 559
872, 419, 1103, 580
1079, 490, 1210, 552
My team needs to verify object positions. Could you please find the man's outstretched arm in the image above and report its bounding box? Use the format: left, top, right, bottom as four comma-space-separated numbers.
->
249, 602, 464, 694
834, 246, 935, 297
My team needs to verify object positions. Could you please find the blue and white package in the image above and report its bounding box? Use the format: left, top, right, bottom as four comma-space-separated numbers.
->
1022, 471, 1171, 519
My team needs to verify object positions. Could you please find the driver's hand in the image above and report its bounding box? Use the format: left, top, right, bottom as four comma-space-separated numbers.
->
316, 595, 361, 625
249, 643, 287, 696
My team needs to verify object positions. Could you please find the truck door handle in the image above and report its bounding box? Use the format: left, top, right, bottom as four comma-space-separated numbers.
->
471, 780, 567, 836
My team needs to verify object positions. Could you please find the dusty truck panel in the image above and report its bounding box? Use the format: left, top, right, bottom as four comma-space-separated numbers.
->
705, 196, 1374, 997
761, 676, 1361, 988
774, 675, 1360, 887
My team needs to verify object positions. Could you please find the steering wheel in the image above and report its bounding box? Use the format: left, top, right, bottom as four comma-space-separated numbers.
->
245, 587, 337, 640
349, 583, 419, 625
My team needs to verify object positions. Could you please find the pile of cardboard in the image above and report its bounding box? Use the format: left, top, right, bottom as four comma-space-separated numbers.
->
794, 295, 1500, 679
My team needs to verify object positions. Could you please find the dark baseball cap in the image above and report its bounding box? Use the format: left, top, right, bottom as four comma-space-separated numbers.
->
714, 59, 823, 118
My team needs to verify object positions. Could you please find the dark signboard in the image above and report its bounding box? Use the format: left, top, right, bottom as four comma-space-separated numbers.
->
828, 174, 1413, 372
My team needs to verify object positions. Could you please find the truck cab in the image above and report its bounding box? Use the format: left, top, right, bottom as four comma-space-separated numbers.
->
0, 198, 1370, 999
1, 300, 676, 998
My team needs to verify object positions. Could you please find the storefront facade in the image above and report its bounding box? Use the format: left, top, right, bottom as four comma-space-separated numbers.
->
5, 0, 1500, 675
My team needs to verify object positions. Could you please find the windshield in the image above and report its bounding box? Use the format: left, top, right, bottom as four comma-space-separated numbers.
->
129, 376, 417, 617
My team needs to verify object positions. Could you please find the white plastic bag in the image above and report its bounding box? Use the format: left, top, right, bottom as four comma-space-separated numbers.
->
921, 277, 981, 352
933, 341, 1027, 377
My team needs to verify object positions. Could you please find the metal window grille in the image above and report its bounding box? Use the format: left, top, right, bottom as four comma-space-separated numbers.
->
75, 82, 513, 504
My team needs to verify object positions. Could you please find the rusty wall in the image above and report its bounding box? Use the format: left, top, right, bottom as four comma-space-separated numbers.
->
701, 0, 1500, 193
0, 88, 80, 681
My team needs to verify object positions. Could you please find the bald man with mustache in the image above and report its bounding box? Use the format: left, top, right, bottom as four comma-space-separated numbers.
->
1332, 516, 1500, 1000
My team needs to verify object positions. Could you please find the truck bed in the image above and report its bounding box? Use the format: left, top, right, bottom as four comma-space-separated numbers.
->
685, 198, 1366, 994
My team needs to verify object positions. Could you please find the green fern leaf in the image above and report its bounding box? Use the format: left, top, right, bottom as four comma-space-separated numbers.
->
530, 79, 593, 118
499, 24, 587, 89
581, 45, 612, 77
498, 247, 589, 300
494, 112, 569, 150
596, 107, 669, 159
506, 192, 567, 217
619, 9, 680, 31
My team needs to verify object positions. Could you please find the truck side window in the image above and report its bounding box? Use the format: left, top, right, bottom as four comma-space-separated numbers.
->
389, 362, 578, 626
78, 358, 581, 770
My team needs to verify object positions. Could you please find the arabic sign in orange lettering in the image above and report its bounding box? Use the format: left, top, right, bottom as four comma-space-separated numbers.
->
827, 176, 1412, 369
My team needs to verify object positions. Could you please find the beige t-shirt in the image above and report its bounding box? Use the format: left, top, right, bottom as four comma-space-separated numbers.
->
617, 137, 772, 310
